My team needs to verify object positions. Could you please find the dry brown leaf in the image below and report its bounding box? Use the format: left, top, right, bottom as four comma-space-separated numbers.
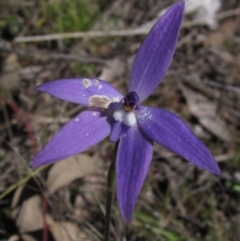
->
46, 154, 98, 193
15, 195, 43, 232
20, 66, 42, 80
20, 234, 38, 241
49, 221, 89, 241
181, 86, 231, 141
99, 58, 125, 82
14, 195, 45, 232
7, 235, 20, 241
205, 19, 240, 47
0, 54, 21, 90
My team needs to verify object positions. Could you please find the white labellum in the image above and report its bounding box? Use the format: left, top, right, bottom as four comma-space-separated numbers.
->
113, 109, 137, 126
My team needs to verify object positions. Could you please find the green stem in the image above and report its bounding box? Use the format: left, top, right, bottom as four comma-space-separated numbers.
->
104, 141, 119, 241
0, 166, 45, 200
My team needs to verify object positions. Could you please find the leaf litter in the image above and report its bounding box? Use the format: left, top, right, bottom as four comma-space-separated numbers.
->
0, 0, 240, 240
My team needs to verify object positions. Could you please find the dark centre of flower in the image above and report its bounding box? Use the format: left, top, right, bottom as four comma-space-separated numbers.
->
123, 91, 140, 112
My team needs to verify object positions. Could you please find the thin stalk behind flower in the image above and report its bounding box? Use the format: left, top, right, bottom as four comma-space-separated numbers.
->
104, 141, 118, 241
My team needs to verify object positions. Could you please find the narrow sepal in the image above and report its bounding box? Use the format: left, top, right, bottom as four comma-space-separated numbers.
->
36, 78, 123, 108
116, 126, 153, 221
137, 107, 221, 175
29, 109, 111, 168
129, 1, 184, 101
110, 121, 130, 142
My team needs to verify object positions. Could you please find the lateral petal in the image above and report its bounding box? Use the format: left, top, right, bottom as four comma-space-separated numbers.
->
129, 1, 184, 101
29, 109, 111, 168
116, 126, 153, 222
110, 121, 130, 142
137, 107, 221, 175
36, 78, 123, 107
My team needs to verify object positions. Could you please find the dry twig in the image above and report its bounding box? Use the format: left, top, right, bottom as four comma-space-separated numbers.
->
13, 8, 240, 43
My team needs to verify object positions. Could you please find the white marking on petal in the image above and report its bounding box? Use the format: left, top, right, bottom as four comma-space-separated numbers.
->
89, 95, 111, 109
75, 117, 79, 122
82, 78, 92, 88
137, 108, 152, 121
93, 79, 99, 85
98, 84, 103, 90
112, 96, 120, 102
113, 109, 137, 126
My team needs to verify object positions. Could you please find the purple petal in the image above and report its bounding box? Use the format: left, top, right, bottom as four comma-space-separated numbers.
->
129, 1, 184, 101
29, 109, 111, 168
110, 121, 130, 142
137, 107, 221, 175
117, 126, 153, 222
36, 78, 123, 107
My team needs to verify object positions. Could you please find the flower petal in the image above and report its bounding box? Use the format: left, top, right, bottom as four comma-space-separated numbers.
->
137, 107, 221, 175
36, 78, 123, 107
110, 121, 130, 142
117, 125, 153, 221
129, 1, 184, 101
29, 109, 111, 168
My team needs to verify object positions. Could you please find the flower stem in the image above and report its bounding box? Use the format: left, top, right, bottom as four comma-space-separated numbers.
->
104, 141, 119, 241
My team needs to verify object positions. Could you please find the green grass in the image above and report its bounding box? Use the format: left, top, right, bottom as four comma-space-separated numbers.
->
233, 152, 240, 165
71, 62, 96, 76
39, 0, 100, 33
0, 0, 105, 38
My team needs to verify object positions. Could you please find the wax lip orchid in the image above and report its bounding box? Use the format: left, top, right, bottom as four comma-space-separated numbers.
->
29, 1, 221, 222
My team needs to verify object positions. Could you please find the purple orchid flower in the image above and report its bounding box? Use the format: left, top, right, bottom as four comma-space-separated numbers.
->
29, 1, 221, 222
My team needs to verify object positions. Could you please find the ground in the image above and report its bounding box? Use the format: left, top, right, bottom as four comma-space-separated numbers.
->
0, 0, 240, 241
